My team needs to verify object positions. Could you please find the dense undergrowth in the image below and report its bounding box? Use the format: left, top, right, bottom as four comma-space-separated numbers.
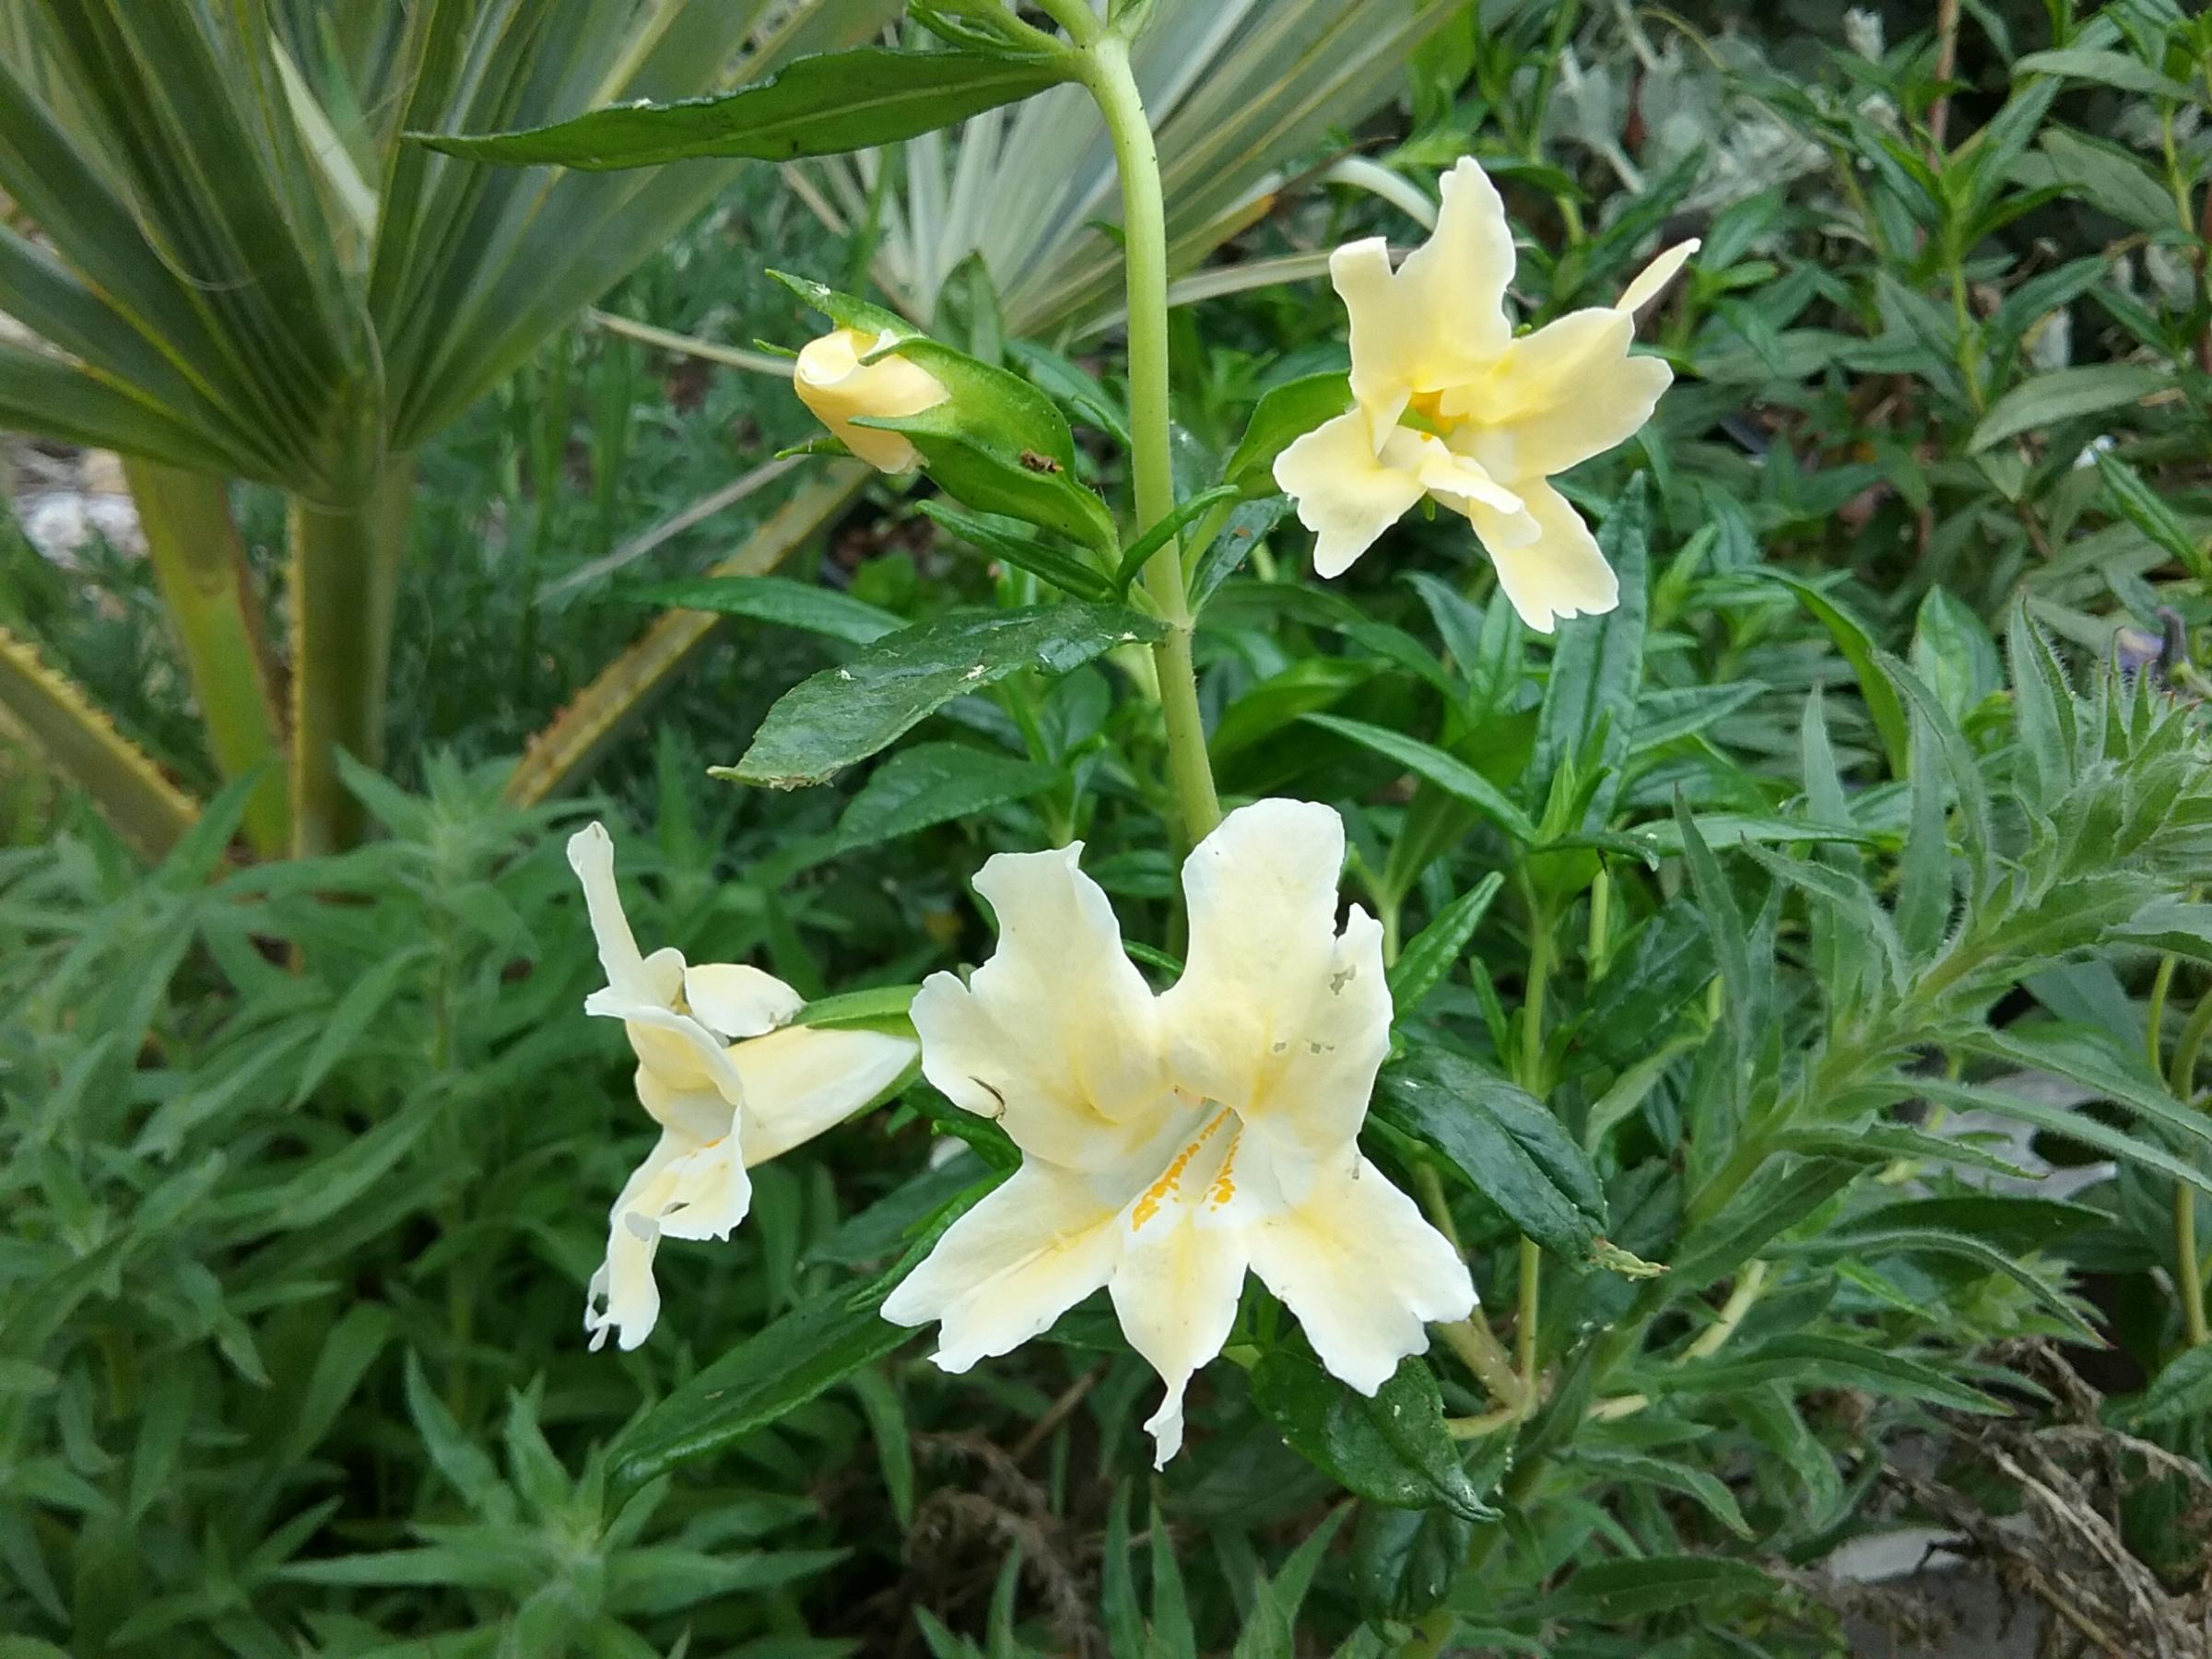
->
5, 2, 2212, 1654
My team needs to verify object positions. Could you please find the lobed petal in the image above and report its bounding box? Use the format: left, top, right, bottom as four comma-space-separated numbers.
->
1109, 1112, 1250, 1467
912, 844, 1175, 1170
1273, 408, 1425, 580
1471, 477, 1619, 635
1333, 156, 1515, 418
1238, 1143, 1477, 1394
1463, 308, 1673, 482
731, 1024, 918, 1166
684, 962, 804, 1040
880, 1159, 1126, 1372
1162, 802, 1393, 1155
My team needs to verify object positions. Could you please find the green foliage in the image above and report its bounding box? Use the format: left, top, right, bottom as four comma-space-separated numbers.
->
7, 1, 2212, 1654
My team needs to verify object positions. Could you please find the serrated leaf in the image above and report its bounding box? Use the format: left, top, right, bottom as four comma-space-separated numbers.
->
1653, 1334, 2004, 1415
1533, 477, 1650, 818
1376, 1046, 1607, 1258
1249, 1353, 1492, 1521
721, 603, 1163, 787
1535, 1555, 1774, 1620
1388, 873, 1504, 1017
1569, 1448, 1751, 1537
415, 47, 1073, 169
834, 741, 1061, 853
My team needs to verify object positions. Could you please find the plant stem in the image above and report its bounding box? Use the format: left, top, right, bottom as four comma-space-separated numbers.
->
2170, 983, 2212, 1347
288, 458, 413, 856
1072, 29, 1221, 843
125, 459, 290, 856
1515, 1237, 1541, 1396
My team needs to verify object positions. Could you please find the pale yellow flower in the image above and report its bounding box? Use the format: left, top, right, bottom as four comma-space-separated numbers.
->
793, 326, 949, 473
882, 800, 1475, 1465
569, 824, 916, 1350
1274, 156, 1695, 632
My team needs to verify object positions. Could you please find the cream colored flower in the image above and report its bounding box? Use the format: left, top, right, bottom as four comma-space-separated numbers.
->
882, 800, 1475, 1465
1274, 156, 1695, 632
569, 824, 916, 1350
794, 326, 949, 473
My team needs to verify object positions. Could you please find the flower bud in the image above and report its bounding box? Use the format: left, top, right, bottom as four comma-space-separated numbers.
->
794, 327, 949, 474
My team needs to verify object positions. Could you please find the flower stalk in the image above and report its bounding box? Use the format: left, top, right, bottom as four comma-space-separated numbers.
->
1060, 12, 1221, 841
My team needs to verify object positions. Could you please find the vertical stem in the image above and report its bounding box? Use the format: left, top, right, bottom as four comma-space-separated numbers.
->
1072, 29, 1221, 843
1515, 898, 1553, 1395
2169, 985, 2212, 1347
125, 459, 290, 856
1515, 1238, 1541, 1394
288, 457, 414, 856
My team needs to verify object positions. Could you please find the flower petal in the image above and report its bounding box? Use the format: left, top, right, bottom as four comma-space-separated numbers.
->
911, 844, 1174, 1170
1274, 409, 1425, 580
569, 823, 682, 1006
1450, 309, 1672, 482
684, 962, 804, 1040
1162, 801, 1393, 1154
880, 1159, 1124, 1371
1239, 1144, 1477, 1394
1333, 156, 1515, 417
1109, 1113, 1249, 1466
586, 1130, 685, 1351
653, 1134, 753, 1242
1616, 238, 1699, 315
730, 1024, 918, 1166
1470, 477, 1619, 635
794, 327, 947, 474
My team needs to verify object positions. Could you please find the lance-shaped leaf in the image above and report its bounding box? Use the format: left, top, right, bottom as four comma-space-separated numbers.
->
1374, 1046, 1609, 1260
415, 47, 1076, 169
1250, 1352, 1494, 1521
608, 1291, 913, 1507
720, 603, 1165, 788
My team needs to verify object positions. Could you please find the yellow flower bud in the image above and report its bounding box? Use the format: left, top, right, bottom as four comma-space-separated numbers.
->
793, 326, 949, 474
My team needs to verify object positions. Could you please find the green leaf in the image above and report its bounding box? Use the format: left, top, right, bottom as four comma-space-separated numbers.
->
1668, 1157, 1861, 1287
869, 337, 1123, 551
2094, 450, 2211, 583
1376, 1046, 1608, 1259
1773, 1124, 2036, 1182
2128, 1344, 2212, 1428
2018, 127, 2176, 235
1969, 364, 2171, 453
719, 603, 1164, 788
1248, 1353, 1493, 1521
834, 741, 1061, 853
1653, 1334, 2006, 1414
1532, 477, 1651, 818
615, 575, 902, 645
1535, 1556, 1774, 1621
1763, 571, 1910, 777
610, 1291, 912, 1505
1351, 1503, 1472, 1625
917, 500, 1114, 600
1924, 1078, 2212, 1203
1568, 1448, 1751, 1538
414, 47, 1074, 169
1112, 485, 1242, 592
1005, 337, 1131, 448
1302, 714, 1537, 842
2013, 47, 2195, 101
1388, 873, 1504, 1017
1189, 496, 1294, 607
1218, 372, 1353, 496
1230, 1508, 1350, 1659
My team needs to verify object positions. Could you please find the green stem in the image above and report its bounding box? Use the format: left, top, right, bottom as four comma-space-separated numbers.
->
125, 459, 290, 856
2170, 984, 2212, 1347
1071, 29, 1221, 843
288, 457, 414, 856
